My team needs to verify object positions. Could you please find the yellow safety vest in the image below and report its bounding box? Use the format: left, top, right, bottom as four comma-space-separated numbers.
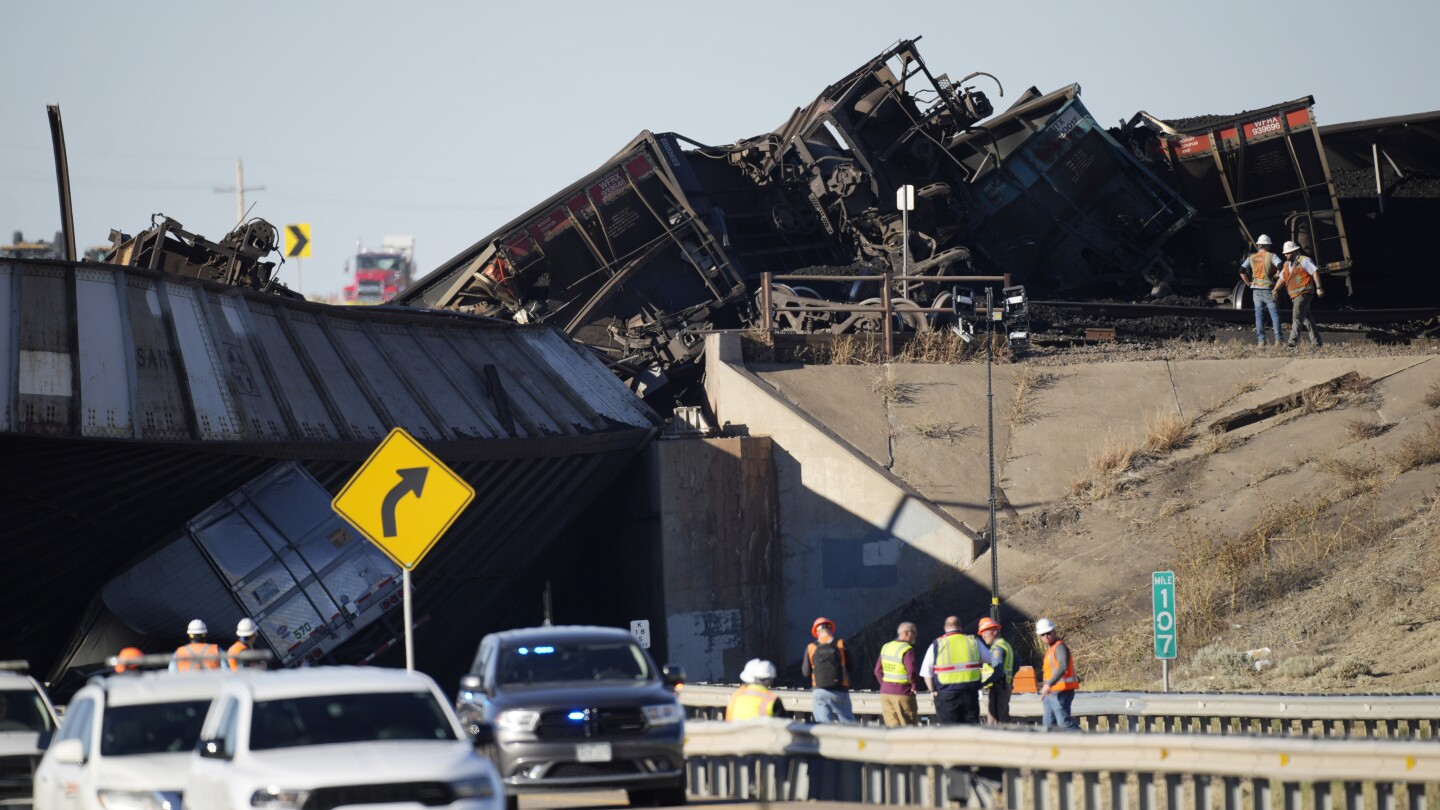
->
879, 639, 912, 684
932, 633, 982, 686
982, 638, 1016, 686
726, 685, 779, 721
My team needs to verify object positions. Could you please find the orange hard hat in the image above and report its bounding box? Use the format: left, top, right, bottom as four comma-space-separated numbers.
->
977, 618, 1001, 635
811, 617, 835, 638
114, 647, 143, 673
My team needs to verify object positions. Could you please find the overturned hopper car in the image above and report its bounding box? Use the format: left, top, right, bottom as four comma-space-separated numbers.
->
400, 39, 1197, 391
1119, 98, 1352, 300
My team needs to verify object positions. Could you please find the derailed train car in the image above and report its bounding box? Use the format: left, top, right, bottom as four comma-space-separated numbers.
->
398, 39, 1199, 387
1118, 98, 1353, 300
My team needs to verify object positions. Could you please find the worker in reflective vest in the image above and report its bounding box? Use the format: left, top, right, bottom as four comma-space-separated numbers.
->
1274, 240, 1325, 347
920, 615, 991, 725
726, 659, 786, 721
1037, 617, 1080, 730
801, 617, 855, 723
1238, 234, 1283, 346
872, 621, 921, 727
977, 617, 1015, 724
228, 618, 260, 671
172, 619, 221, 671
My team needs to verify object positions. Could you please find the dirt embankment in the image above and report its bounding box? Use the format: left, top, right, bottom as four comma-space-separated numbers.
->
756, 342, 1440, 694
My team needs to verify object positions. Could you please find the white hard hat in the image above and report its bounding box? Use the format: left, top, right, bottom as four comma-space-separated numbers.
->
1282, 241, 1301, 253
1255, 234, 1272, 246
187, 619, 208, 636
1034, 618, 1057, 636
739, 658, 777, 684
236, 618, 258, 638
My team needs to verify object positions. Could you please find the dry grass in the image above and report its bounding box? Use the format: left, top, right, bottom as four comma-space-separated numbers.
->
1316, 454, 1383, 486
1200, 431, 1242, 455
1069, 431, 1140, 499
894, 332, 983, 364
829, 334, 863, 366
1391, 419, 1440, 472
1143, 409, 1190, 453
870, 372, 919, 405
910, 420, 974, 442
1346, 418, 1390, 440
1158, 498, 1191, 518
1007, 368, 1059, 430
1235, 375, 1267, 396
1424, 381, 1440, 409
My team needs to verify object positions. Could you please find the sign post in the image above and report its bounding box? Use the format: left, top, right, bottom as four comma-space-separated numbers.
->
1152, 570, 1177, 692
332, 427, 475, 671
896, 185, 915, 298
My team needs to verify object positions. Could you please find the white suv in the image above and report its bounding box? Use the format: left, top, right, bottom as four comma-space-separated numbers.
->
183, 667, 503, 810
0, 663, 60, 809
32, 670, 226, 810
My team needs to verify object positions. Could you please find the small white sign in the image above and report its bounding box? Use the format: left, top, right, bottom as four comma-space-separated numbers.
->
630, 619, 651, 648
896, 184, 916, 211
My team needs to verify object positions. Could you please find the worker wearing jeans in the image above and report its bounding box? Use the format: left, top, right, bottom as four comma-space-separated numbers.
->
1239, 235, 1283, 346
1036, 618, 1080, 731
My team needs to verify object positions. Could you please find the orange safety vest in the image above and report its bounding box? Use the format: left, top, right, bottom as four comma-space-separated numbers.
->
726, 685, 780, 721
1042, 639, 1079, 692
1281, 256, 1316, 297
1248, 251, 1274, 288
806, 639, 850, 688
175, 642, 221, 671
227, 640, 250, 671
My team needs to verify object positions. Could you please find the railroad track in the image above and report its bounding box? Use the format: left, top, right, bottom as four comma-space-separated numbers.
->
1033, 300, 1440, 327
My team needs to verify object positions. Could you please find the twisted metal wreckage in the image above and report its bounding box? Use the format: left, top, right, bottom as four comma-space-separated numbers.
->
393, 39, 1352, 396
89, 39, 1357, 398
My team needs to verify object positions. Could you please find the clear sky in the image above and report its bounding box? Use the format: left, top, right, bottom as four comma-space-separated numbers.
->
4, 0, 1437, 300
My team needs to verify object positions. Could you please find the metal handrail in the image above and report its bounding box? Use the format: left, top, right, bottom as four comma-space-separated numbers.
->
683, 719, 1440, 807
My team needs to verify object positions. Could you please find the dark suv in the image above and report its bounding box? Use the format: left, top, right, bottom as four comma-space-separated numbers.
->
456, 626, 686, 808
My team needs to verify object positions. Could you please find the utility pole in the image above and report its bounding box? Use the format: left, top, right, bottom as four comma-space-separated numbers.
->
213, 159, 265, 226
986, 287, 1000, 622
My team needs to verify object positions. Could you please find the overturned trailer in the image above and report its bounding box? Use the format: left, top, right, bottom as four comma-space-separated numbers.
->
400, 38, 1195, 392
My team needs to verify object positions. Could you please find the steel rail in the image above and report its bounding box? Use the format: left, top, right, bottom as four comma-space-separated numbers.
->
683, 719, 1440, 808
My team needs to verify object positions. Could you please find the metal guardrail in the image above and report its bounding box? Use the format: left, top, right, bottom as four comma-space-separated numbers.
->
683, 719, 1440, 808
679, 685, 1440, 738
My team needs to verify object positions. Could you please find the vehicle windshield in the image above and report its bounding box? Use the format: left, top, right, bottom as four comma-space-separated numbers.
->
356, 255, 405, 272
0, 689, 52, 733
249, 691, 455, 750
100, 701, 209, 756
497, 640, 652, 686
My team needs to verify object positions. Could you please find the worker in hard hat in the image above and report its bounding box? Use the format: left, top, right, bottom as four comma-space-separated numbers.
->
726, 659, 787, 721
228, 618, 260, 670
112, 647, 144, 674
1239, 234, 1283, 346
977, 617, 1015, 724
919, 615, 993, 725
872, 621, 921, 727
1273, 240, 1325, 347
801, 617, 855, 723
172, 619, 221, 671
1036, 618, 1080, 730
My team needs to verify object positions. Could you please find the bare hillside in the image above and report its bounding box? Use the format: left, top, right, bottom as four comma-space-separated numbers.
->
752, 342, 1440, 693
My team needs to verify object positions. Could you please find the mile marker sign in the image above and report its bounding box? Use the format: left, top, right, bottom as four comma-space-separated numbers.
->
332, 427, 474, 570
1152, 571, 1177, 659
